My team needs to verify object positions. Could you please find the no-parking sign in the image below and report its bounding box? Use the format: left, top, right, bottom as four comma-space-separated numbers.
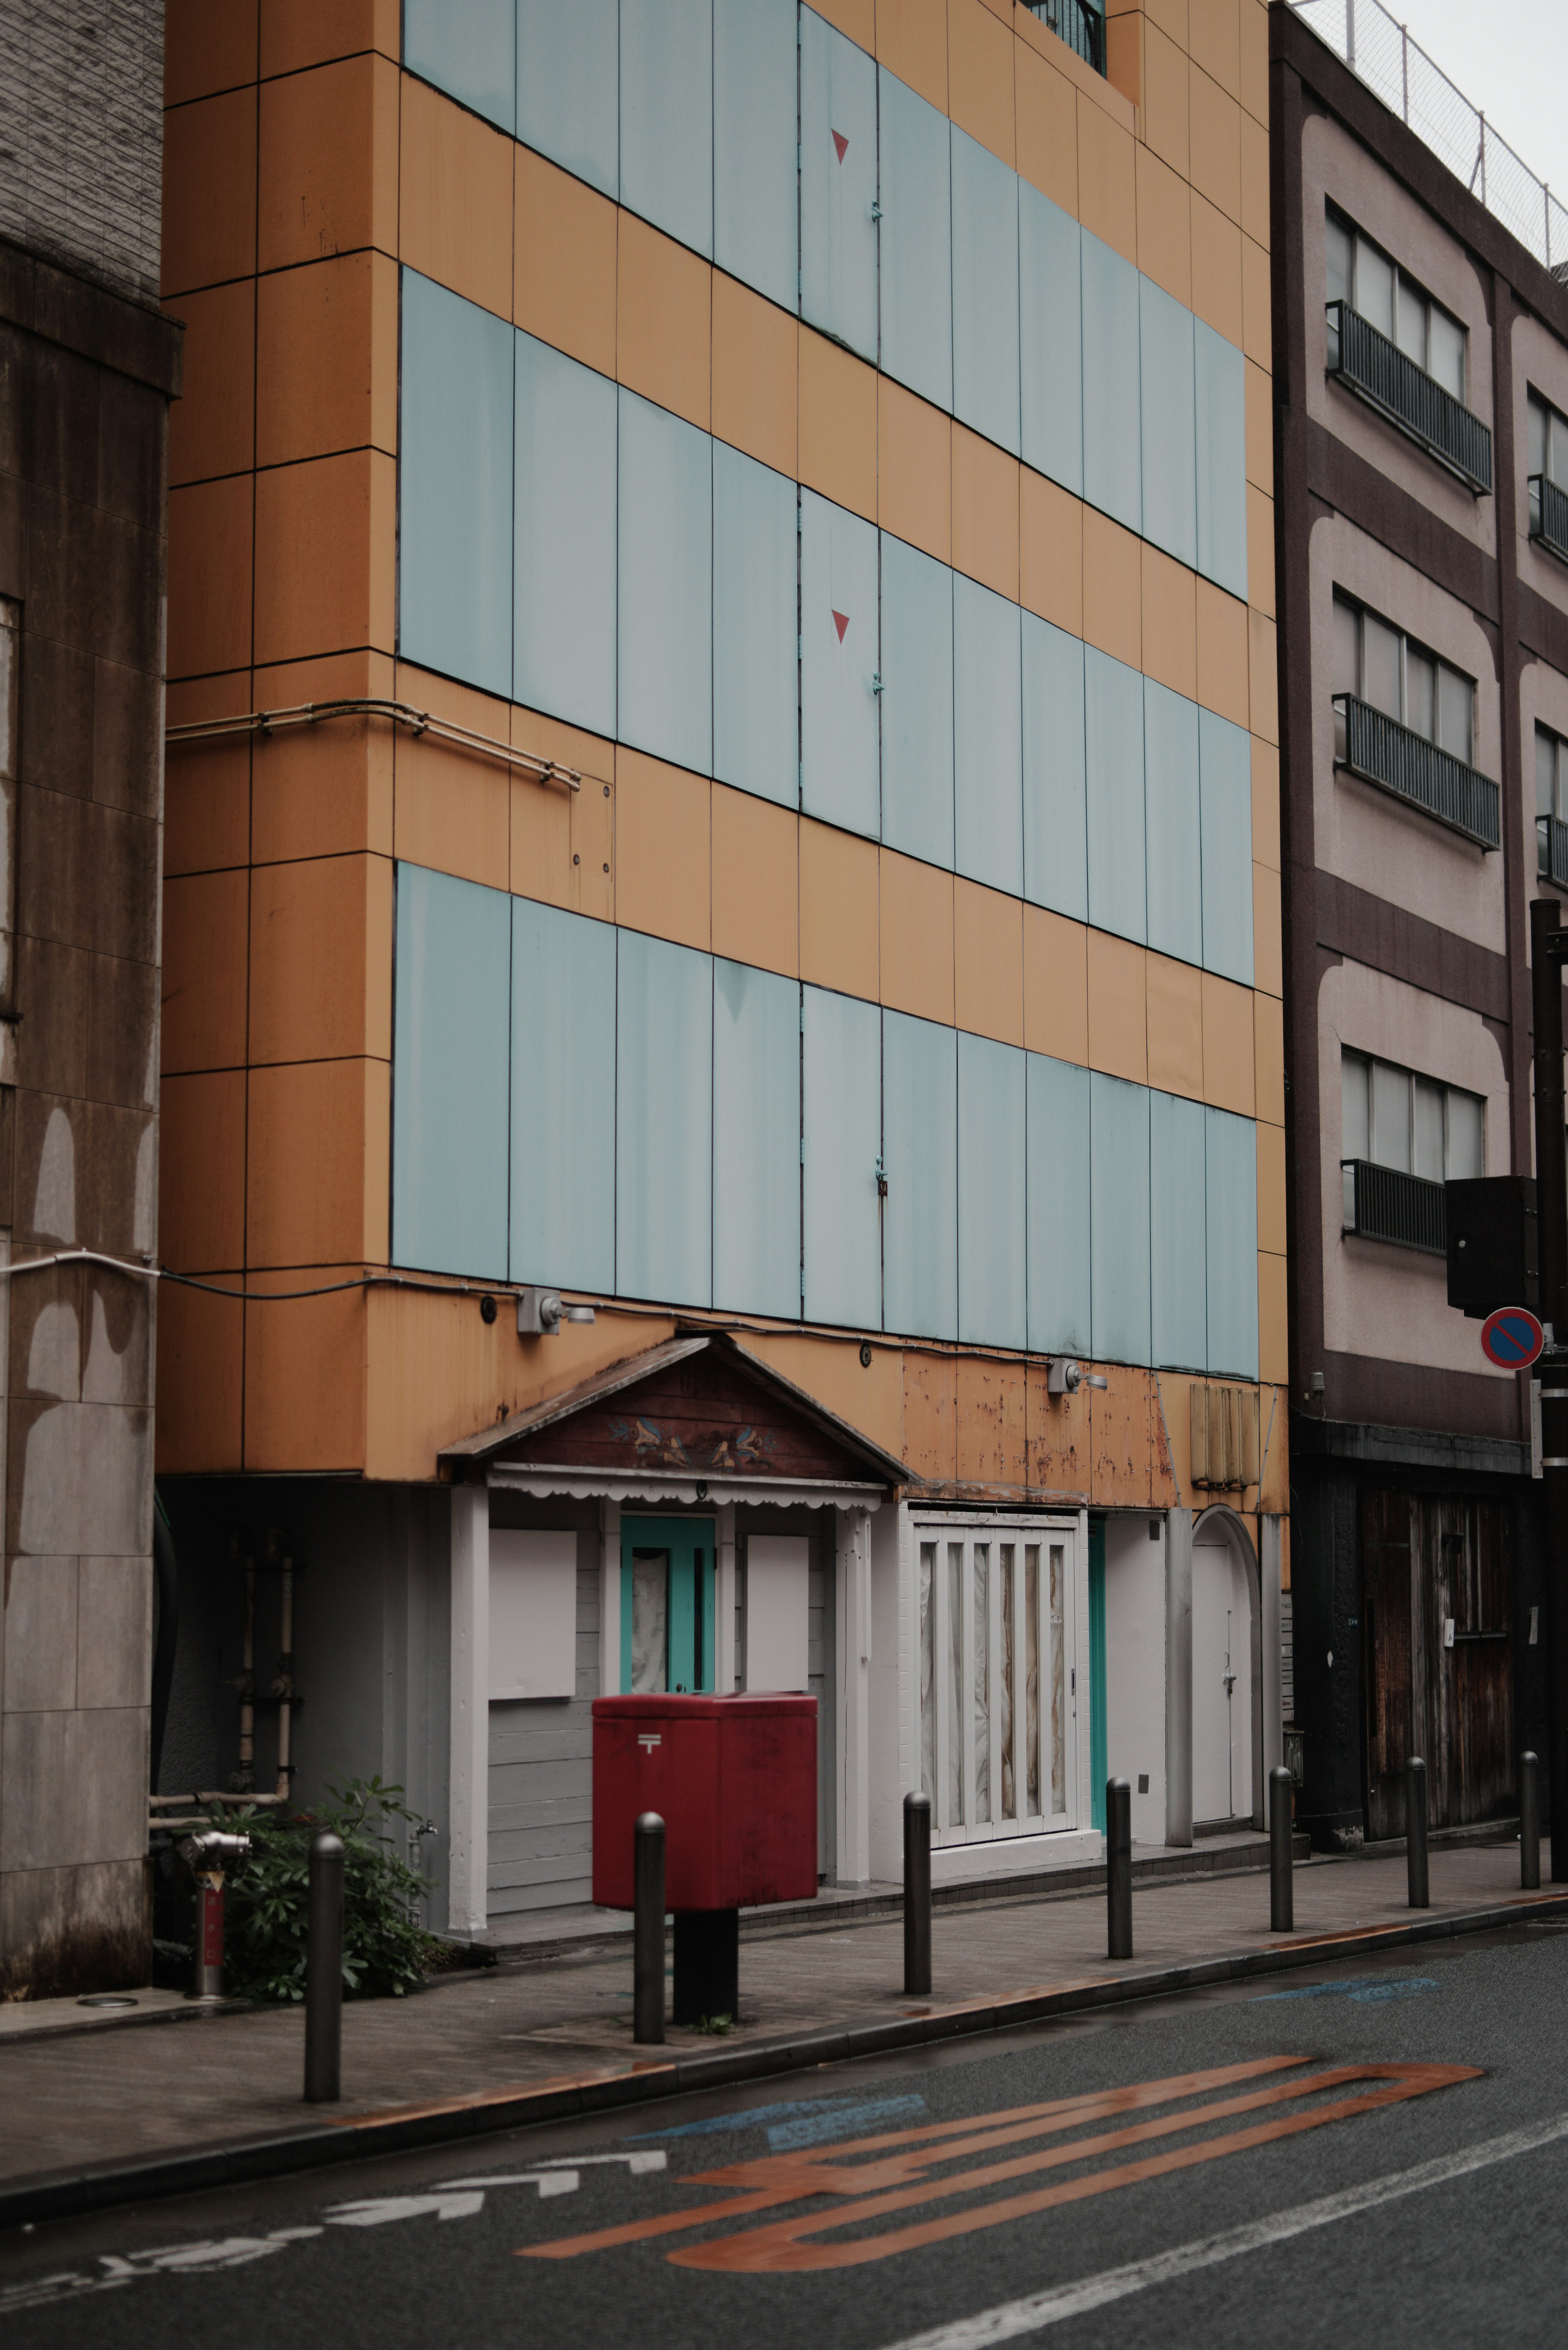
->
1480, 1305, 1545, 1370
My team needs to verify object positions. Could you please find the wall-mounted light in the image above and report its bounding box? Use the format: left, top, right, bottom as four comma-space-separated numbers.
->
517, 1288, 597, 1338
1046, 1357, 1109, 1396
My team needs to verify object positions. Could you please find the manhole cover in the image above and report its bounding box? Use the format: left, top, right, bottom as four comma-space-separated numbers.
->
77, 1995, 138, 2010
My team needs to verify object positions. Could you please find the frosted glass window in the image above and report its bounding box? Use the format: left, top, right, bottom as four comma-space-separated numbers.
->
510, 897, 616, 1293
713, 959, 800, 1318
617, 930, 713, 1308
1370, 1058, 1410, 1171
514, 332, 617, 736
405, 0, 513, 133
1020, 184, 1082, 495
1022, 614, 1087, 921
1199, 709, 1254, 986
883, 1011, 957, 1341
1413, 1076, 1444, 1182
620, 0, 713, 257
800, 8, 878, 362
399, 270, 512, 699
1149, 1089, 1207, 1371
1205, 1107, 1258, 1379
715, 0, 797, 311
1080, 231, 1141, 536
959, 1033, 1026, 1349
516, 0, 617, 194
1085, 648, 1146, 944
880, 534, 954, 870
1447, 1088, 1483, 1178
802, 490, 880, 837
803, 985, 882, 1329
1195, 321, 1248, 602
878, 69, 952, 413
392, 864, 510, 1280
1026, 1054, 1091, 1355
1341, 1048, 1370, 1161
1090, 1072, 1151, 1367
1140, 278, 1197, 571
618, 391, 712, 775
713, 443, 797, 808
954, 575, 1023, 897
951, 127, 1020, 456
1144, 679, 1202, 967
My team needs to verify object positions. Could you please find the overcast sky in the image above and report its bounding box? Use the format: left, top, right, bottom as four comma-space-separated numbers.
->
1389, 1, 1567, 198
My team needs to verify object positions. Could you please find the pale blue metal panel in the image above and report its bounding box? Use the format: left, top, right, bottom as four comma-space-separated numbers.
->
1022, 613, 1087, 922
954, 574, 1022, 898
801, 490, 880, 837
1019, 183, 1082, 495
713, 959, 800, 1318
392, 863, 510, 1279
878, 68, 952, 412
951, 127, 1020, 456
1084, 647, 1145, 945
803, 985, 882, 1329
1149, 1088, 1207, 1371
1026, 1054, 1090, 1355
1090, 1071, 1151, 1367
1143, 678, 1202, 967
616, 930, 713, 1308
510, 896, 616, 1293
516, 0, 617, 194
1205, 1106, 1258, 1378
958, 1032, 1026, 1349
713, 442, 797, 808
883, 1010, 957, 1342
405, 0, 513, 132
880, 533, 953, 870
514, 332, 617, 736
1080, 230, 1141, 535
714, 0, 796, 310
620, 0, 713, 257
399, 270, 512, 698
1139, 276, 1196, 571
800, 9, 878, 361
617, 390, 712, 776
1199, 707, 1254, 985
1195, 319, 1249, 602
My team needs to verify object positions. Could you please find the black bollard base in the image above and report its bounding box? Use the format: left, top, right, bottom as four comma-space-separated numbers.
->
673, 1909, 739, 2026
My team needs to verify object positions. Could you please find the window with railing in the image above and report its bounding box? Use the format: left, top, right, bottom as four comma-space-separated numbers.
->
1023, 0, 1105, 77
1537, 725, 1568, 885
1528, 390, 1568, 563
1324, 207, 1491, 491
1341, 1048, 1483, 1254
1331, 592, 1497, 846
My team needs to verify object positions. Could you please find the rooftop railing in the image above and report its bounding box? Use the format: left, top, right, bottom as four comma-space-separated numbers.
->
1325, 301, 1492, 491
1334, 693, 1500, 850
1023, 0, 1104, 78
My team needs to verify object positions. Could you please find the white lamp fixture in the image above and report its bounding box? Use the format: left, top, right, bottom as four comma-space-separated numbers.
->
517, 1287, 597, 1338
1046, 1356, 1109, 1396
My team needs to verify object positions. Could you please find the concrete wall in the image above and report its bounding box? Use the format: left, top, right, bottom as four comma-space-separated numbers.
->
0, 0, 165, 308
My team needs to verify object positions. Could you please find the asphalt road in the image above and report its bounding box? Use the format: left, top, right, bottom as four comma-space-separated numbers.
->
4, 1923, 1567, 2350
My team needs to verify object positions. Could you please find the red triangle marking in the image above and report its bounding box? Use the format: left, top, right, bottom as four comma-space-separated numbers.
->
832, 609, 849, 644
832, 129, 849, 164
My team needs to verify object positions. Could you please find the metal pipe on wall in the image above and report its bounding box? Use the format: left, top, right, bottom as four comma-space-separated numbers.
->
268, 1527, 295, 1801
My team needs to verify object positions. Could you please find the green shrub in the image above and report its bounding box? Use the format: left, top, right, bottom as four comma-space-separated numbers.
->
218, 1777, 437, 2003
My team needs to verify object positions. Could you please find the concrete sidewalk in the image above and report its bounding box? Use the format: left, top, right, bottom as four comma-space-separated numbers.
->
0, 1840, 1557, 2229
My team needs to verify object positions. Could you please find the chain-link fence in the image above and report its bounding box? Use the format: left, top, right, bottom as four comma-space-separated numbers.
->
1289, 0, 1568, 278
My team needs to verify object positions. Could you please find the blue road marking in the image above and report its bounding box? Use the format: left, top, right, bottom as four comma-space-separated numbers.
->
627, 2092, 929, 2145
1255, 1975, 1439, 2004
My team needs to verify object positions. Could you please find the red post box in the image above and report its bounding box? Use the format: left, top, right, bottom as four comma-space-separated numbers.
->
592, 1693, 817, 1913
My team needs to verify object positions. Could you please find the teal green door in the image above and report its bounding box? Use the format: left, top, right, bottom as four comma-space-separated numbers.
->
620, 1516, 717, 1694
1088, 1518, 1107, 1832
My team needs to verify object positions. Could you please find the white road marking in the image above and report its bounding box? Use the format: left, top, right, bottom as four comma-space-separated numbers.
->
876, 2110, 1568, 2349
0, 2230, 325, 2314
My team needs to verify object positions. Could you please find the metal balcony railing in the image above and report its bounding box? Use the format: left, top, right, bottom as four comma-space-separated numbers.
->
1342, 1159, 1447, 1255
1529, 474, 1568, 564
1325, 301, 1493, 493
1334, 693, 1500, 849
1539, 814, 1568, 886
1024, 0, 1105, 76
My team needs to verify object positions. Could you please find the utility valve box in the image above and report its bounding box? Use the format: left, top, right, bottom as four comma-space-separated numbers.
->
591, 1693, 817, 1912
1445, 1175, 1539, 1319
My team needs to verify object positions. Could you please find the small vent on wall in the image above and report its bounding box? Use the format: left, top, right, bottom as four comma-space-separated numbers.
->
1190, 1384, 1260, 1490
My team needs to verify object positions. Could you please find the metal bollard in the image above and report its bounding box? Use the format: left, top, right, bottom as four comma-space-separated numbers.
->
1521, 1751, 1541, 1891
1106, 1779, 1132, 1960
633, 1812, 666, 2045
304, 1831, 345, 2103
1405, 1757, 1429, 1910
1269, 1765, 1294, 1933
903, 1792, 932, 1997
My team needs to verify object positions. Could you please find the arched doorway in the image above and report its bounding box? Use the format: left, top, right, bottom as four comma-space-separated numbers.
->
1191, 1506, 1262, 1829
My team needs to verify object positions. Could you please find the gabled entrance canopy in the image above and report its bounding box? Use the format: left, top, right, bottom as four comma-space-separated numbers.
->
439, 1330, 909, 1509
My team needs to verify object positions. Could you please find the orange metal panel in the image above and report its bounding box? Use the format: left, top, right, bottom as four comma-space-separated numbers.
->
712, 273, 798, 478
800, 819, 880, 1001
799, 328, 878, 522
162, 868, 249, 1074
245, 1279, 367, 1471
261, 0, 401, 78
1085, 928, 1146, 1085
1140, 541, 1197, 700
155, 1281, 244, 1475
954, 877, 1024, 1046
1024, 1358, 1089, 1495
1145, 951, 1203, 1099
164, 674, 253, 876
162, 87, 257, 297
513, 145, 617, 377
1252, 860, 1282, 1000
398, 69, 512, 317
1258, 1253, 1289, 1387
875, 0, 947, 111
257, 250, 394, 468
252, 446, 395, 669
614, 750, 712, 952
1240, 109, 1270, 250
1014, 45, 1078, 216
880, 849, 955, 1026
248, 650, 396, 865
160, 1069, 246, 1272
247, 852, 392, 1066
246, 1058, 388, 1268
1190, 190, 1244, 345
1134, 144, 1192, 310
1248, 606, 1278, 742
1256, 1119, 1287, 1257
1253, 989, 1284, 1126
712, 786, 800, 979
1188, 69, 1242, 229
947, 0, 1015, 167
259, 54, 396, 275
1019, 469, 1083, 638
1200, 970, 1255, 1117
1250, 735, 1280, 870
617, 211, 711, 431
1081, 506, 1141, 669
951, 425, 1020, 602
1104, 11, 1141, 111
879, 377, 952, 564
166, 476, 253, 681
1244, 354, 1272, 490
810, 0, 875, 47
1189, 0, 1241, 97
1195, 577, 1249, 725
1090, 1363, 1149, 1506
1075, 94, 1136, 267
1240, 0, 1270, 124
169, 281, 255, 487
1022, 905, 1088, 1064
1241, 229, 1271, 368
165, 0, 258, 105
902, 1349, 956, 1482
388, 667, 512, 888
955, 1355, 1026, 1486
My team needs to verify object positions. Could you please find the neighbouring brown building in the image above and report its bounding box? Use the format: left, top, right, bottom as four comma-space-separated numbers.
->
0, 0, 179, 1990
1271, 0, 1565, 1844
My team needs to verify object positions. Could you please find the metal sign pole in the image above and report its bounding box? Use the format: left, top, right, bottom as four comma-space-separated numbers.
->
1529, 898, 1568, 1881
